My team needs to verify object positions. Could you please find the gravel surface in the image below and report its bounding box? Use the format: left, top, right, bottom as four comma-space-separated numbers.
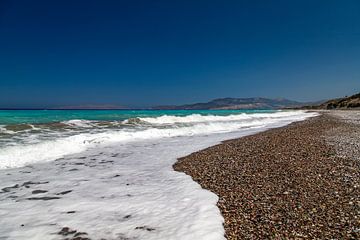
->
174, 112, 360, 239
326, 111, 360, 161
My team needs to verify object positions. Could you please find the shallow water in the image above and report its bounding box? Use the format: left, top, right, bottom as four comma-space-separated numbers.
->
0, 110, 309, 169
0, 110, 317, 239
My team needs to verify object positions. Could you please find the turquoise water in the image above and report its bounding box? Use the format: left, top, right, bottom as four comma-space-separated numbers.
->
0, 109, 277, 147
0, 109, 314, 169
0, 109, 275, 125
0, 109, 315, 240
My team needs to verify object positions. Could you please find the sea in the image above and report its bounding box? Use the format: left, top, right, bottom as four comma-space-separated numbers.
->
0, 109, 317, 240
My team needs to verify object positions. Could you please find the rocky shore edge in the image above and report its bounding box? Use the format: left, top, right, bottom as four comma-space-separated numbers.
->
174, 111, 359, 239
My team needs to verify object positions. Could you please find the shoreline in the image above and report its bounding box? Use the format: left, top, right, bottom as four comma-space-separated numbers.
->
174, 111, 359, 239
0, 110, 316, 240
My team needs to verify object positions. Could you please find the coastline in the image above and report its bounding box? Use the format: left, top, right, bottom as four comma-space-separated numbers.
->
174, 111, 359, 239
0, 110, 316, 239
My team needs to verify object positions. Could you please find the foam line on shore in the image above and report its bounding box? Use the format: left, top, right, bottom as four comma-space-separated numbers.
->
0, 111, 317, 240
0, 111, 317, 169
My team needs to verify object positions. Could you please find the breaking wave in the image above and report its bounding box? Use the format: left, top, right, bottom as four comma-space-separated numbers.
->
0, 111, 317, 168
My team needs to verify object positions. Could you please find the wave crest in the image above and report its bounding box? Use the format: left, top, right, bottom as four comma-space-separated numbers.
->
0, 111, 317, 168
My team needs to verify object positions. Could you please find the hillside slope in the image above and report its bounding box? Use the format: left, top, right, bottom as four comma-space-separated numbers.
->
154, 97, 304, 110
304, 93, 360, 109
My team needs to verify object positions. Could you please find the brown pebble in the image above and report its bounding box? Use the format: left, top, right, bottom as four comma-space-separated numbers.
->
174, 113, 360, 239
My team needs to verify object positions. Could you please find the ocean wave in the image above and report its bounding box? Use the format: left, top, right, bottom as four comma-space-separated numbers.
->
122, 117, 146, 125
0, 126, 15, 135
61, 119, 95, 128
0, 124, 41, 134
138, 111, 308, 124
0, 111, 317, 168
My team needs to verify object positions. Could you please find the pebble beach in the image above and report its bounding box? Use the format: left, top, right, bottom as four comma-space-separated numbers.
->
174, 111, 360, 239
1, 110, 315, 240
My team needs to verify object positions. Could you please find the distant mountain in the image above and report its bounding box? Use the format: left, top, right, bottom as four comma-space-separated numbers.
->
302, 93, 360, 109
154, 97, 306, 110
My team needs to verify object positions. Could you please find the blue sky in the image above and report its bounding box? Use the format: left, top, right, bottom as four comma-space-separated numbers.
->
0, 0, 359, 108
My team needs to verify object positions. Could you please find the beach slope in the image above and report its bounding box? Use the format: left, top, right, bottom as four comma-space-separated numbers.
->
174, 111, 359, 239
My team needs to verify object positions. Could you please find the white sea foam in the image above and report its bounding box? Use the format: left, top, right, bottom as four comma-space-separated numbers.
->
139, 111, 306, 124
62, 119, 95, 127
0, 110, 318, 240
1, 134, 233, 240
0, 124, 40, 135
0, 111, 317, 169
0, 125, 15, 134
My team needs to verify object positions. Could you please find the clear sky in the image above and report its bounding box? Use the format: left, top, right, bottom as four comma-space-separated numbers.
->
1, 0, 359, 108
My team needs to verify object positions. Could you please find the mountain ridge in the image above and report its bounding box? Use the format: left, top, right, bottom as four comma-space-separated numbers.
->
153, 97, 308, 110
